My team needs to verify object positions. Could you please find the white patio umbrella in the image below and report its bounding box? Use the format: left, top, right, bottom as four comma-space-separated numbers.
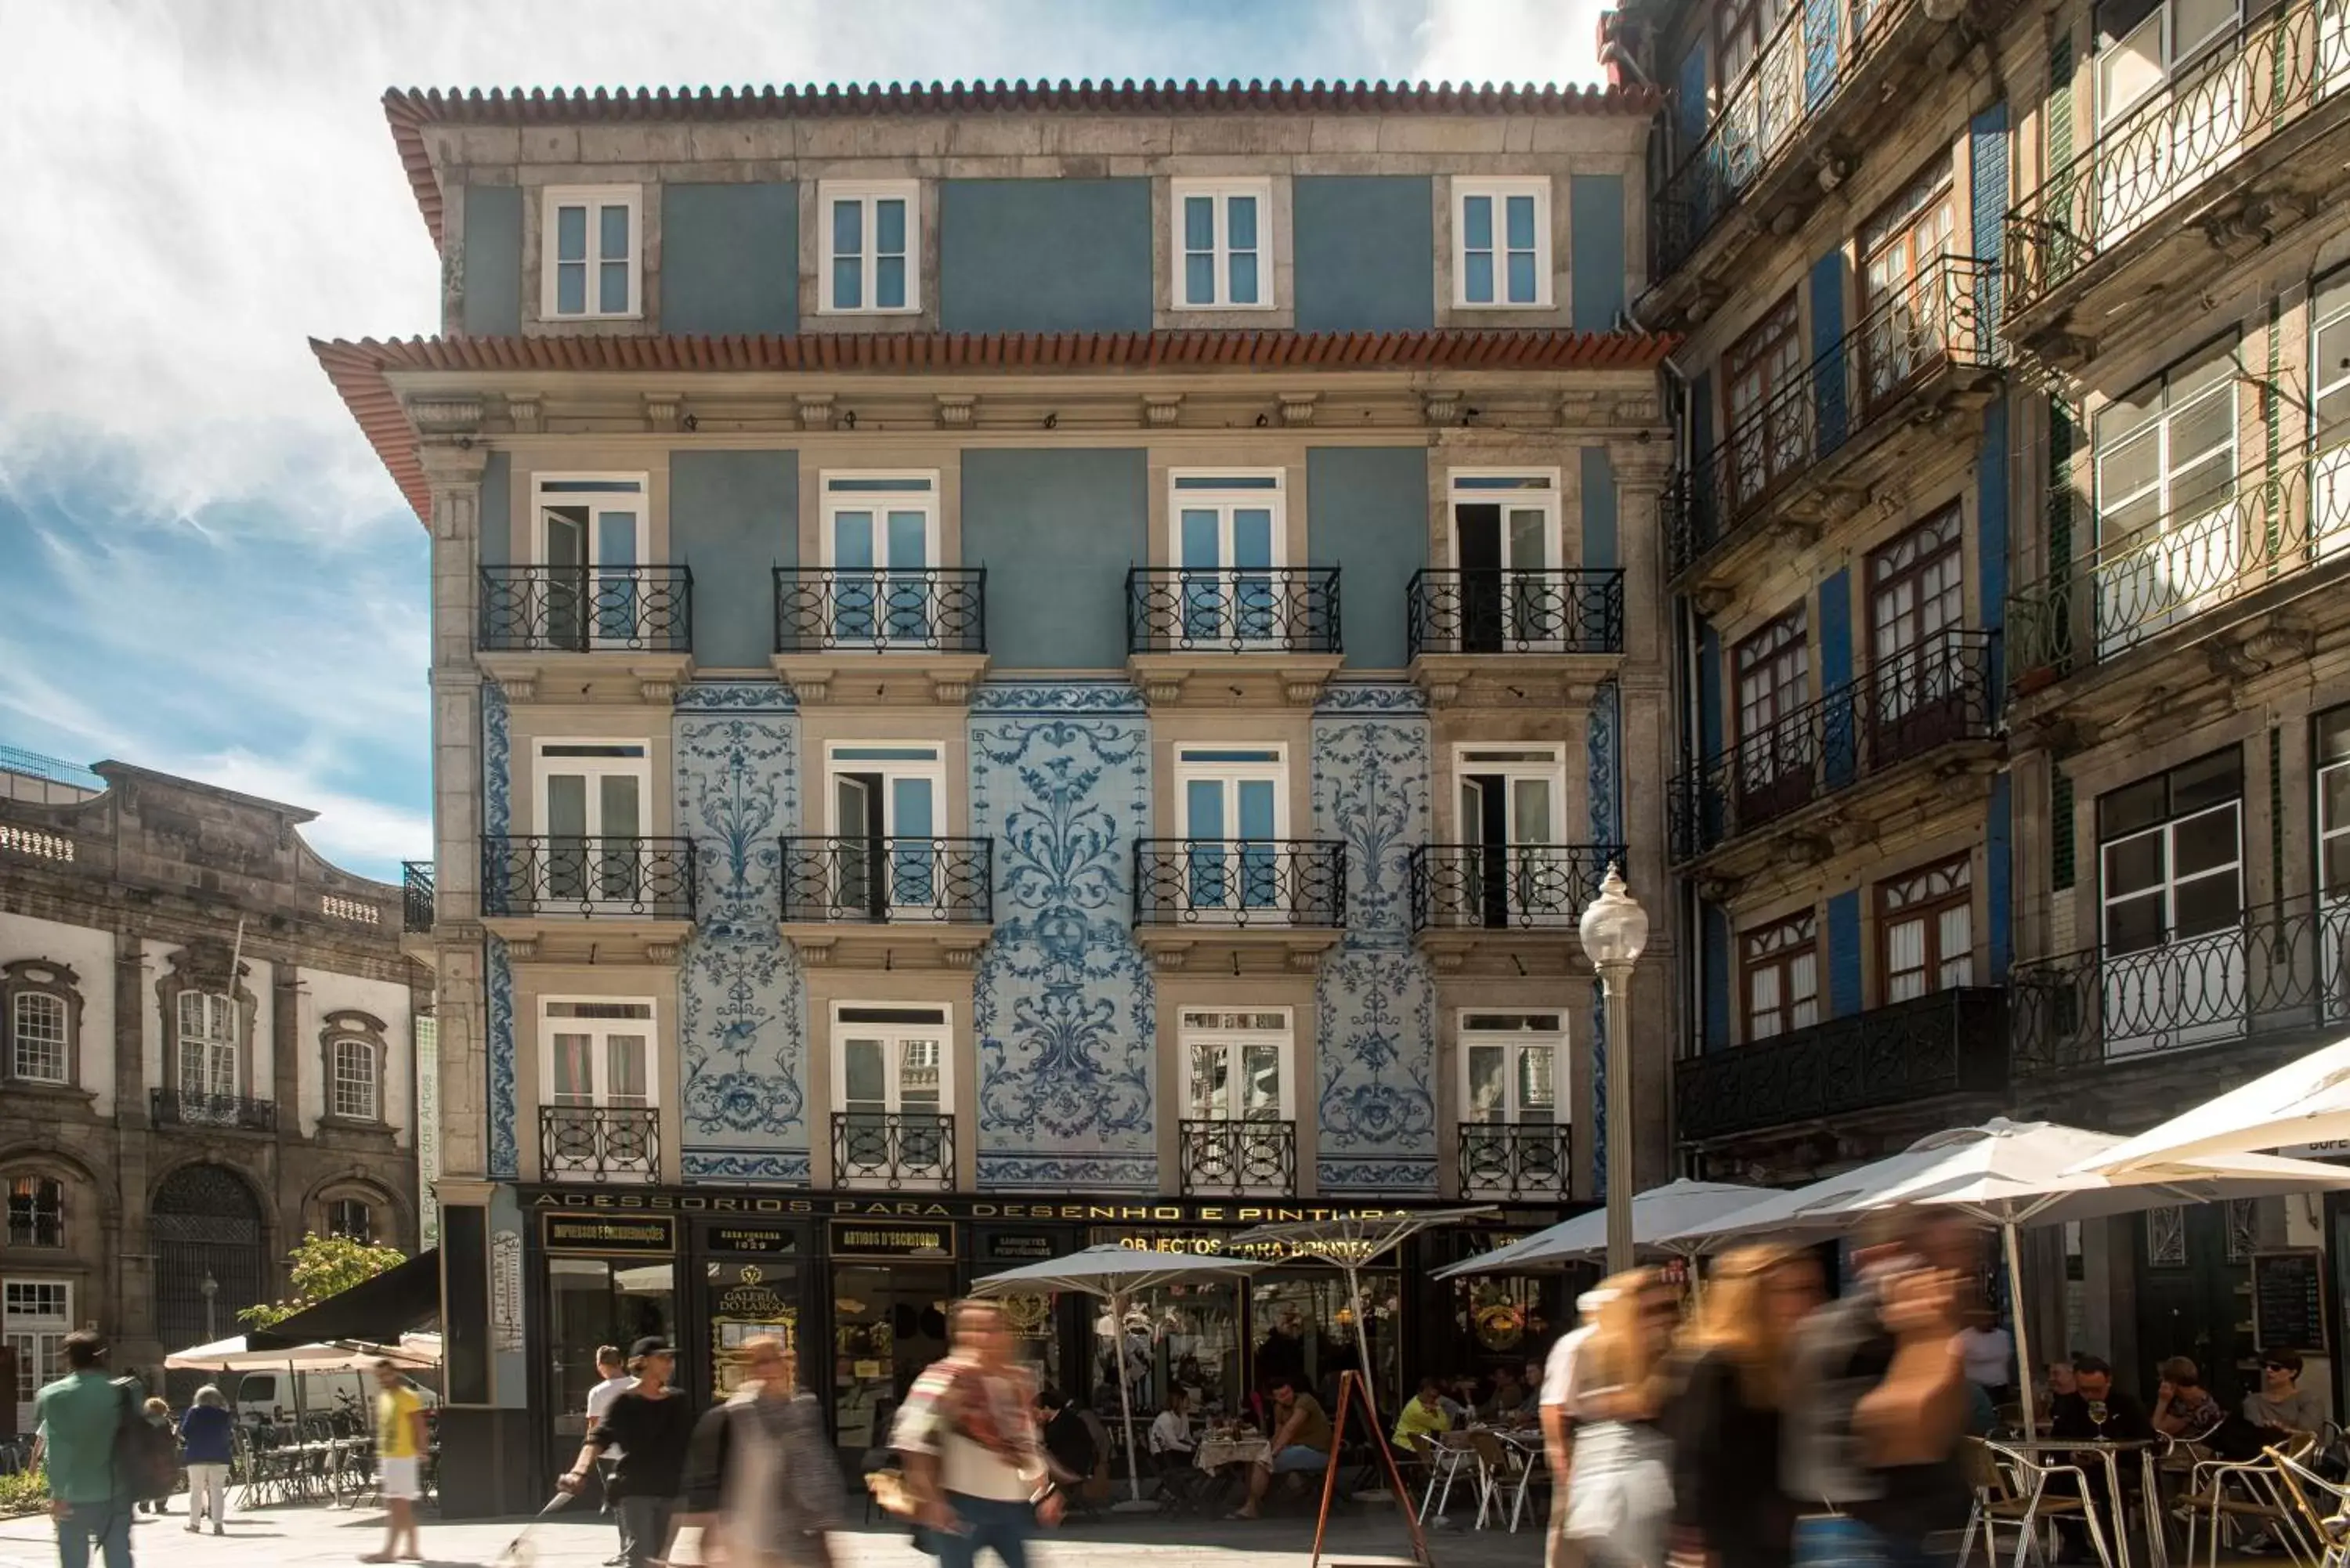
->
162, 1334, 437, 1373
971, 1243, 1271, 1508
1430, 1180, 1769, 1279
2070, 1034, 2350, 1174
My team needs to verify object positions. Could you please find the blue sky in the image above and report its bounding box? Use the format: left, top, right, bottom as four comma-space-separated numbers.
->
0, 0, 1609, 880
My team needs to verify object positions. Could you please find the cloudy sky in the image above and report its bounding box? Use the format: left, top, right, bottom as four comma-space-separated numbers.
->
0, 0, 1609, 880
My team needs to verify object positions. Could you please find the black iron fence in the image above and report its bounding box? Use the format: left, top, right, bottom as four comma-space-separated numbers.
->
1669, 629, 1998, 862
2011, 891, 2350, 1075
2004, 1, 2350, 318
1409, 844, 1624, 931
1676, 988, 2009, 1142
1405, 569, 1625, 657
1456, 1122, 1571, 1199
1126, 567, 1341, 655
477, 565, 692, 652
779, 836, 992, 923
540, 1105, 660, 1183
1666, 257, 2001, 580
150, 1089, 277, 1133
402, 862, 434, 934
1179, 1119, 1297, 1196
482, 836, 696, 920
772, 567, 986, 654
1133, 840, 1347, 927
832, 1111, 955, 1190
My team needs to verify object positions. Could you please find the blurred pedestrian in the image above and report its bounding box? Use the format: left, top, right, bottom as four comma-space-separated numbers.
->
1560, 1270, 1678, 1568
1954, 1307, 2013, 1405
586, 1345, 633, 1567
360, 1357, 430, 1565
676, 1335, 842, 1568
136, 1400, 174, 1515
559, 1337, 696, 1568
1664, 1245, 1824, 1568
176, 1386, 235, 1536
32, 1331, 131, 1568
1540, 1290, 1605, 1568
892, 1300, 1061, 1568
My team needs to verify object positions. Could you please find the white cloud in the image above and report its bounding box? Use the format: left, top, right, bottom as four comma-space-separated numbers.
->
180, 748, 436, 873
1405, 0, 1613, 87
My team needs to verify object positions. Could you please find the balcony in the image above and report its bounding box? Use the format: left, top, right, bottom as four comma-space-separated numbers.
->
540, 1104, 660, 1183
475, 565, 692, 703
402, 862, 434, 934
1456, 1122, 1571, 1199
1669, 629, 2000, 868
2003, 1, 2350, 367
770, 567, 989, 705
1405, 569, 1624, 706
1668, 257, 2003, 588
1125, 567, 1343, 707
1179, 1118, 1297, 1197
480, 835, 695, 961
1675, 987, 2009, 1143
778, 836, 993, 967
832, 1111, 955, 1190
2012, 892, 2350, 1079
1409, 843, 1624, 972
150, 1089, 277, 1133
1133, 839, 1347, 970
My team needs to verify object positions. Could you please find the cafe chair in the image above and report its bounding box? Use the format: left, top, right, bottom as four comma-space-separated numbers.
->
2262, 1443, 2347, 1567
1466, 1429, 1536, 1533
1152, 1447, 1212, 1518
1958, 1438, 2113, 1568
2176, 1433, 2316, 1568
1417, 1432, 1477, 1524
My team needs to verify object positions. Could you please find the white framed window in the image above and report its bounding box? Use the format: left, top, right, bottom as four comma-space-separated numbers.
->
540, 185, 642, 320
1453, 745, 1564, 847
826, 742, 949, 916
540, 999, 656, 1108
4, 1279, 71, 1432
530, 473, 649, 648
1170, 470, 1285, 645
5, 1176, 65, 1248
1459, 1011, 1567, 1125
2096, 750, 2244, 1056
2319, 706, 2350, 899
1454, 177, 1552, 309
1175, 744, 1287, 916
1170, 178, 1272, 309
2097, 0, 2241, 127
1446, 470, 1563, 570
533, 739, 652, 908
832, 1003, 951, 1187
820, 180, 919, 314
9, 992, 67, 1084
819, 471, 942, 649
1180, 1008, 1294, 1122
176, 992, 238, 1101
1742, 912, 1820, 1042
1880, 858, 1975, 1003
331, 1036, 378, 1122
2092, 345, 2240, 652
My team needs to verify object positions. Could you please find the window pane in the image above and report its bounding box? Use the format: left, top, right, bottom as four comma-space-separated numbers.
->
600, 774, 640, 840
833, 257, 862, 310
1465, 1045, 1505, 1121
598, 260, 629, 314
1507, 251, 1538, 302
1232, 508, 1274, 569
875, 198, 906, 255
1184, 252, 1215, 305
1939, 906, 1973, 985
598, 204, 629, 261
2105, 888, 2167, 952
556, 204, 587, 263
557, 262, 585, 316
898, 1039, 942, 1110
1241, 1043, 1282, 1115
2102, 830, 2166, 896
1466, 252, 1495, 304
607, 1035, 648, 1104
833, 199, 864, 257
1188, 1046, 1228, 1119
844, 1038, 884, 1107
1517, 1047, 1556, 1115
553, 1033, 591, 1102
877, 255, 906, 309
1228, 251, 1259, 305
2171, 804, 2239, 878
1184, 194, 1214, 251
2173, 871, 2242, 938
1505, 193, 1536, 250
1227, 195, 1257, 250
1463, 194, 1493, 250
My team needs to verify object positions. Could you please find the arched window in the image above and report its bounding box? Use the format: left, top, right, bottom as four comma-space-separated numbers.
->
326, 1198, 373, 1243
177, 992, 239, 1100
331, 1037, 378, 1122
4, 1176, 64, 1248
1, 961, 81, 1088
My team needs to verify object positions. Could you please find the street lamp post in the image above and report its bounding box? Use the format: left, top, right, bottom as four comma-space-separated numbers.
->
200, 1270, 219, 1341
1577, 863, 1650, 1277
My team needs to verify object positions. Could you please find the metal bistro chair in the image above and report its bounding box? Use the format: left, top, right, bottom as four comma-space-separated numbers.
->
1957, 1438, 2115, 1568
2175, 1432, 2316, 1568
1419, 1431, 1478, 1523
1466, 1428, 1535, 1531
2264, 1442, 2348, 1568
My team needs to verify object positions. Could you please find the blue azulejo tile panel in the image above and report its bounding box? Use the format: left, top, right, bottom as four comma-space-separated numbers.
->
1311, 695, 1437, 1194
1585, 678, 1622, 850
486, 933, 516, 1180
970, 688, 1156, 1189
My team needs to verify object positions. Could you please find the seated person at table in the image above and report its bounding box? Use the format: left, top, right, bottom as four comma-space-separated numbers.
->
2049, 1356, 2152, 1441
2151, 1357, 2225, 1438
1477, 1364, 1531, 1423
1149, 1388, 1196, 1459
2244, 1350, 2326, 1436
1037, 1386, 1099, 1488
1392, 1378, 1453, 1451
1231, 1378, 1333, 1519
1437, 1375, 1477, 1426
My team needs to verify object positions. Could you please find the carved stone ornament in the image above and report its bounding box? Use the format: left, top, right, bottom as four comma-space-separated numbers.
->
504, 392, 544, 433
797, 394, 837, 431
1278, 392, 1318, 427
1144, 394, 1184, 426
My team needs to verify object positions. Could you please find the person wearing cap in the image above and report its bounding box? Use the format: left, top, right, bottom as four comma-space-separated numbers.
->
585, 1346, 634, 1567
360, 1356, 430, 1565
560, 1336, 697, 1568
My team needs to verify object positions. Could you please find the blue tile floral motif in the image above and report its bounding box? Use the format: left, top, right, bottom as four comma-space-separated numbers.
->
970, 682, 1146, 715
483, 684, 517, 1179
1311, 699, 1437, 1194
970, 701, 1156, 1190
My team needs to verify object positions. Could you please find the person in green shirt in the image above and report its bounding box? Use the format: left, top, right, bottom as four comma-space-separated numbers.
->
1233, 1378, 1334, 1519
32, 1331, 132, 1568
1392, 1378, 1454, 1450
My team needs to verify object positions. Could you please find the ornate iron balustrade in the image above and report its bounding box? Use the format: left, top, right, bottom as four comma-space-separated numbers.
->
540, 1105, 660, 1183
1133, 840, 1347, 928
1666, 257, 2001, 580
1405, 569, 1625, 657
1126, 568, 1341, 655
402, 862, 434, 934
832, 1111, 955, 1190
2012, 891, 2350, 1075
1179, 1119, 1297, 1196
2004, 1, 2350, 319
1676, 987, 2009, 1141
1409, 844, 1625, 931
2009, 433, 2350, 689
149, 1088, 278, 1133
477, 565, 692, 653
779, 836, 992, 924
1456, 1122, 1570, 1199
481, 836, 696, 921
1654, 0, 1922, 276
1668, 629, 1998, 862
772, 567, 986, 655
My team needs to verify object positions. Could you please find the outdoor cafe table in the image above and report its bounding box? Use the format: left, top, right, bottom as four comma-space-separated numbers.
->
1998, 1438, 2168, 1568
1196, 1433, 1271, 1472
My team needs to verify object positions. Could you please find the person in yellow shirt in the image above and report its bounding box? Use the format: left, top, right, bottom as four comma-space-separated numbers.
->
362, 1357, 430, 1564
1392, 1376, 1454, 1449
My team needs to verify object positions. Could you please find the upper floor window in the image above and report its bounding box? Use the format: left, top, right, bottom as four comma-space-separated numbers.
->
2313, 270, 2350, 445
1743, 911, 1820, 1041
2098, 0, 2240, 128
1170, 179, 1271, 309
1716, 0, 1765, 92
1881, 858, 1974, 1003
1735, 609, 1810, 740
2318, 706, 2350, 898
822, 181, 919, 314
177, 992, 238, 1100
331, 1035, 379, 1122
1455, 178, 1552, 309
2095, 343, 2237, 559
2098, 748, 2243, 956
7, 994, 67, 1086
541, 186, 642, 320
5, 1176, 63, 1248
1180, 1009, 1293, 1122
1459, 1011, 1567, 1125
544, 999, 656, 1108
327, 1198, 374, 1244
1868, 504, 1965, 663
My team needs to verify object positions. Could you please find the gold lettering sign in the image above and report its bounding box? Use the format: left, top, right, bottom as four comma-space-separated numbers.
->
829, 1220, 956, 1260
543, 1213, 678, 1255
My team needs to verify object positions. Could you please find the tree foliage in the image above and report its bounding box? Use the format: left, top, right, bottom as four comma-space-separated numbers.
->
237, 1232, 409, 1331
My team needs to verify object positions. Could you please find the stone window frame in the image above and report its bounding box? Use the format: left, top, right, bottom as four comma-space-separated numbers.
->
3, 1171, 67, 1249
1167, 177, 1278, 313
154, 944, 258, 1100
539, 184, 644, 322
324, 1195, 374, 1244
817, 179, 922, 317
1451, 175, 1555, 311
1, 959, 82, 1089
320, 1009, 391, 1128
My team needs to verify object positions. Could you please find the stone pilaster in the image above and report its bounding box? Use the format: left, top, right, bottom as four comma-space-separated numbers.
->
111, 934, 153, 1346
423, 441, 489, 924
1612, 442, 1679, 1189
432, 941, 488, 1182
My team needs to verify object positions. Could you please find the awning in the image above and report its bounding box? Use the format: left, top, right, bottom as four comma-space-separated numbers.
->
248, 1248, 439, 1350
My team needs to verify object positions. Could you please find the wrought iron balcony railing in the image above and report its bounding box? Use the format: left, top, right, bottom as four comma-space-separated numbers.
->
2008, 433, 2350, 690
481, 836, 696, 921
477, 565, 692, 653
1668, 257, 2001, 580
1676, 987, 2010, 1142
772, 567, 986, 655
1179, 1118, 1297, 1196
402, 862, 435, 934
2012, 891, 2350, 1076
1669, 629, 1998, 862
1133, 840, 1347, 928
1457, 1122, 1571, 1199
150, 1088, 277, 1133
1126, 568, 1342, 655
1405, 569, 1625, 657
2004, 1, 2350, 319
540, 1104, 660, 1183
832, 1111, 954, 1190
780, 836, 992, 924
1409, 844, 1625, 932
1653, 0, 1922, 277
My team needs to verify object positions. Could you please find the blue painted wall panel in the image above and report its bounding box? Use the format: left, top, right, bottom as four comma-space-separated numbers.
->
1581, 447, 1619, 570
461, 186, 522, 336
1811, 248, 1849, 455
1987, 772, 2013, 981
1820, 568, 1854, 787
1569, 175, 1628, 331
663, 182, 797, 334
1979, 397, 2011, 702
1971, 103, 2011, 329
1307, 447, 1428, 670
672, 450, 797, 669
1293, 176, 1437, 332
1827, 891, 1863, 1017
940, 179, 1153, 333
962, 449, 1147, 670
478, 452, 511, 567
1676, 43, 1710, 151
1701, 901, 1732, 1050
1697, 622, 1724, 758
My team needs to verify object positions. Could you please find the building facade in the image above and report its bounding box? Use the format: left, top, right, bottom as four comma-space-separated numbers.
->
324, 80, 1682, 1512
0, 751, 425, 1431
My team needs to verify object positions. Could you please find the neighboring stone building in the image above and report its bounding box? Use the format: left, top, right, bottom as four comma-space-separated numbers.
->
0, 749, 425, 1428
320, 78, 1679, 1512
